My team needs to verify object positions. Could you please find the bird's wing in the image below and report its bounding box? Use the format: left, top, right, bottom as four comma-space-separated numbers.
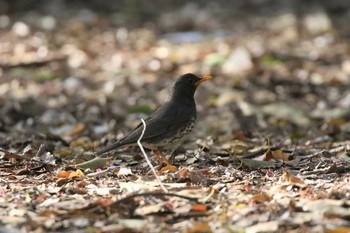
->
96, 101, 195, 155
118, 101, 195, 145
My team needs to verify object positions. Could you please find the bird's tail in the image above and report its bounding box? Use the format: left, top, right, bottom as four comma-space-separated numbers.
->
96, 141, 122, 156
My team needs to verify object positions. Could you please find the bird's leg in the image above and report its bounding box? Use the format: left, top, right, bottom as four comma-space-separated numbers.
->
169, 147, 178, 164
152, 149, 170, 166
151, 149, 163, 164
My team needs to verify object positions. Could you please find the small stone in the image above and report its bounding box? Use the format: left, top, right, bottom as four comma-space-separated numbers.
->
63, 77, 82, 95
12, 21, 30, 37
304, 11, 332, 35
40, 16, 56, 30
222, 47, 253, 75
342, 60, 350, 74
116, 27, 128, 43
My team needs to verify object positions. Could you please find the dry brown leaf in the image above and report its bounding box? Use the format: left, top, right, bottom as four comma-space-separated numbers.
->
56, 178, 69, 186
16, 168, 30, 175
178, 167, 189, 180
325, 227, 350, 233
191, 204, 207, 212
160, 164, 177, 172
263, 149, 274, 161
279, 169, 305, 185
68, 169, 84, 178
186, 222, 212, 233
232, 129, 248, 141
77, 180, 88, 188
98, 199, 113, 206
176, 168, 211, 184
271, 149, 288, 161
66, 123, 85, 137
251, 193, 272, 203
57, 170, 73, 178
325, 162, 337, 174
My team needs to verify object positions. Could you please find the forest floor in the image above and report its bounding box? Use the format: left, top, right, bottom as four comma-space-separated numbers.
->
0, 1, 349, 232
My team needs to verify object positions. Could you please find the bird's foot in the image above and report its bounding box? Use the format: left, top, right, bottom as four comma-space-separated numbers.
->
160, 164, 177, 172
152, 149, 177, 171
152, 149, 170, 165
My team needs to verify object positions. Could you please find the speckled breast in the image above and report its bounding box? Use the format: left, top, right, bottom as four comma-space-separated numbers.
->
142, 116, 196, 150
167, 117, 196, 145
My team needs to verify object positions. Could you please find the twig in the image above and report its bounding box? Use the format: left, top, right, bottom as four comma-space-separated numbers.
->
0, 55, 67, 70
291, 141, 299, 157
109, 191, 199, 208
199, 187, 216, 203
137, 119, 168, 193
69, 191, 200, 215
35, 144, 46, 157
0, 148, 54, 167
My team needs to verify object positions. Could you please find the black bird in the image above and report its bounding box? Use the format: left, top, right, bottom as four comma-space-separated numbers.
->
97, 73, 212, 164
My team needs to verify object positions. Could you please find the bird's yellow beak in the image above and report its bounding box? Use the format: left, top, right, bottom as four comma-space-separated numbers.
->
196, 75, 213, 86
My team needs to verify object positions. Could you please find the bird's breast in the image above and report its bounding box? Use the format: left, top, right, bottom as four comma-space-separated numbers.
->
169, 116, 196, 143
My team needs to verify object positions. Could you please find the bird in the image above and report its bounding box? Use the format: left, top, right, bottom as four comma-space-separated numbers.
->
96, 73, 212, 165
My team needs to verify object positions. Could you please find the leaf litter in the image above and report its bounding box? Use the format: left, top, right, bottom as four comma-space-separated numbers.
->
0, 1, 350, 232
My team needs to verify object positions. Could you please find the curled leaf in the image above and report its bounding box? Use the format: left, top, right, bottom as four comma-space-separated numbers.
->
76, 157, 108, 170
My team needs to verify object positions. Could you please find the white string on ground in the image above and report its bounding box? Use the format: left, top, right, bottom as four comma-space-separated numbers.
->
137, 118, 168, 193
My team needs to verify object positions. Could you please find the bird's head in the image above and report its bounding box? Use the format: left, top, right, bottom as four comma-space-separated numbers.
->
171, 73, 212, 102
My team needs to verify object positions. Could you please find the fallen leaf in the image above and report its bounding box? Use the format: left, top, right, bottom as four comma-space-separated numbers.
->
118, 219, 148, 229
251, 193, 272, 203
66, 123, 85, 137
56, 178, 69, 186
135, 202, 164, 216
212, 183, 225, 192
100, 224, 124, 233
192, 204, 207, 212
177, 167, 189, 180
263, 149, 273, 161
160, 164, 177, 172
68, 169, 84, 178
325, 227, 350, 233
279, 169, 305, 185
271, 149, 288, 161
57, 170, 72, 178
116, 166, 133, 176
98, 199, 113, 206
231, 204, 247, 209
244, 185, 251, 192
325, 162, 337, 174
76, 157, 108, 170
186, 222, 212, 233
16, 168, 30, 175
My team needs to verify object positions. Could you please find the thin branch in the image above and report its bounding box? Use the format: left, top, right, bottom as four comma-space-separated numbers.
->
137, 119, 168, 193
109, 191, 199, 208
0, 148, 55, 167
35, 144, 46, 157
